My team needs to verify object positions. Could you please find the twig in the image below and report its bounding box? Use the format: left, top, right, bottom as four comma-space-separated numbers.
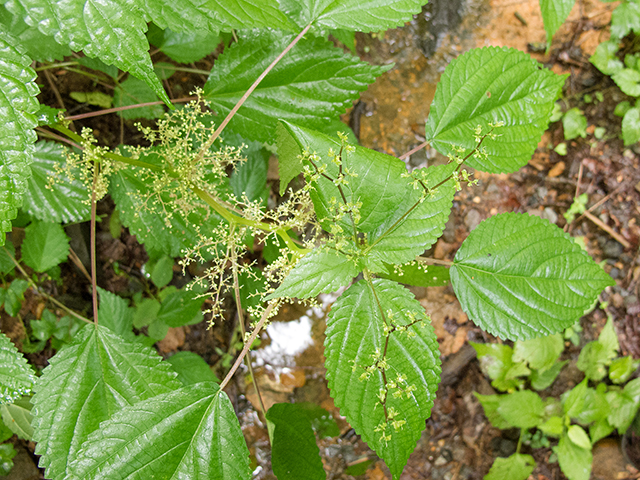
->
219, 302, 276, 391
583, 211, 631, 250
399, 140, 429, 161
196, 23, 313, 162
574, 184, 624, 225
43, 69, 68, 118
64, 96, 196, 121
567, 160, 585, 233
35, 127, 83, 150
68, 247, 92, 283
416, 256, 454, 267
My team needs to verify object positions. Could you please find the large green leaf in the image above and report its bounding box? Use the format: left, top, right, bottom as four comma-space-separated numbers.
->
204, 32, 390, 143
31, 325, 180, 479
611, 1, 640, 39
0, 30, 39, 246
266, 403, 326, 480
8, 0, 169, 105
496, 390, 544, 429
378, 263, 451, 288
539, 0, 575, 46
278, 121, 410, 234
147, 24, 220, 64
0, 333, 36, 405
267, 248, 358, 300
324, 278, 440, 479
97, 287, 135, 341
425, 47, 566, 173
556, 433, 591, 480
290, 0, 425, 31
451, 213, 614, 340
22, 141, 90, 223
69, 383, 252, 480
513, 334, 564, 371
21, 221, 70, 272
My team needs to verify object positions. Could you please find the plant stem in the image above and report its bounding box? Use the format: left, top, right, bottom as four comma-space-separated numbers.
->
219, 301, 276, 391
3, 247, 93, 325
63, 97, 196, 121
90, 161, 99, 324
399, 140, 429, 161
196, 23, 313, 163
416, 256, 453, 267
36, 127, 83, 150
36, 61, 79, 71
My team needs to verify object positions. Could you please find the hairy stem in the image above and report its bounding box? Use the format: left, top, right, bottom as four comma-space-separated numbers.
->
64, 97, 196, 122
195, 23, 313, 163
3, 247, 93, 325
219, 301, 276, 391
399, 140, 429, 161
90, 161, 100, 324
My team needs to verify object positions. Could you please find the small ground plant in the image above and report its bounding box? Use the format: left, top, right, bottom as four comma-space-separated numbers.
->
0, 1, 617, 479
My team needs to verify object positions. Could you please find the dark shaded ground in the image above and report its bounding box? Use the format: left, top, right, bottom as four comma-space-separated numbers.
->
3, 0, 640, 479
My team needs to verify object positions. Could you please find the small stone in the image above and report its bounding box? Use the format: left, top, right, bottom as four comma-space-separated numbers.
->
603, 240, 624, 259
443, 218, 456, 243
592, 438, 628, 480
625, 295, 638, 307
609, 268, 620, 279
612, 293, 625, 309
542, 207, 558, 224
464, 209, 482, 231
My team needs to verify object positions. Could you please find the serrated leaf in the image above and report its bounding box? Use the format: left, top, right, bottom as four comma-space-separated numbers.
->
31, 325, 181, 479
277, 122, 305, 195
590, 41, 624, 76
147, 24, 219, 64
165, 351, 219, 385
8, 0, 169, 106
0, 242, 15, 275
299, 0, 425, 32
110, 163, 221, 257
97, 287, 135, 341
0, 4, 70, 61
230, 143, 269, 203
157, 287, 205, 327
513, 334, 564, 371
266, 403, 325, 480
324, 278, 440, 479
0, 30, 39, 246
484, 453, 535, 480
539, 0, 575, 46
496, 390, 544, 429
613, 68, 640, 97
0, 396, 33, 440
530, 360, 567, 390
267, 248, 358, 300
563, 108, 587, 140
0, 333, 36, 405
69, 383, 252, 480
378, 263, 451, 288
556, 433, 591, 480
22, 141, 90, 223
610, 356, 640, 384
425, 47, 566, 173
204, 32, 390, 143
474, 393, 513, 429
21, 221, 70, 272
623, 107, 640, 146
451, 213, 614, 340
611, 1, 640, 39
114, 76, 164, 120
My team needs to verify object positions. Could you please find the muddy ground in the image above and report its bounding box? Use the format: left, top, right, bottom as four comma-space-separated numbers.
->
4, 0, 640, 479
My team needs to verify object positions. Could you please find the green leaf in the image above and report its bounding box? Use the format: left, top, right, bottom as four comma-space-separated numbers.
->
613, 68, 640, 97
0, 396, 34, 440
0, 443, 16, 475
484, 453, 535, 480
538, 416, 564, 437
0, 4, 71, 61
31, 325, 180, 479
0, 30, 39, 246
530, 360, 567, 390
451, 213, 614, 340
539, 0, 575, 46
148, 255, 174, 288
496, 390, 544, 429
378, 262, 451, 288
563, 378, 588, 419
590, 418, 614, 444
22, 141, 90, 223
75, 57, 119, 80
147, 24, 219, 64
0, 333, 36, 405
577, 317, 619, 381
324, 279, 440, 479
330, 29, 356, 53
474, 393, 513, 429
610, 356, 640, 384
298, 0, 425, 31
21, 221, 70, 272
277, 122, 305, 195
607, 378, 640, 433
567, 424, 591, 450
471, 342, 528, 392
156, 287, 205, 327
69, 91, 113, 109
562, 108, 587, 140
69, 383, 252, 480
611, 2, 640, 39
3, 279, 28, 316
590, 40, 624, 75
114, 76, 164, 120
9, 0, 170, 106
513, 334, 564, 371
599, 316, 619, 355
295, 403, 341, 438
623, 107, 640, 146
425, 47, 566, 173
556, 433, 592, 480
204, 32, 390, 143
166, 351, 219, 385
0, 242, 16, 274
266, 403, 326, 480
267, 248, 358, 300
97, 287, 135, 341
133, 298, 161, 328
230, 143, 269, 203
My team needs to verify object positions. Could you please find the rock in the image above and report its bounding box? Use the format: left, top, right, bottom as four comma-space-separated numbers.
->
464, 209, 482, 231
603, 240, 624, 259
625, 295, 638, 307
592, 438, 628, 480
156, 327, 185, 354
442, 218, 456, 243
542, 207, 558, 224
610, 268, 620, 279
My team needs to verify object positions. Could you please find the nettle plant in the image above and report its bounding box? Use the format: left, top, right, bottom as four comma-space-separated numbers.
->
0, 0, 616, 479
